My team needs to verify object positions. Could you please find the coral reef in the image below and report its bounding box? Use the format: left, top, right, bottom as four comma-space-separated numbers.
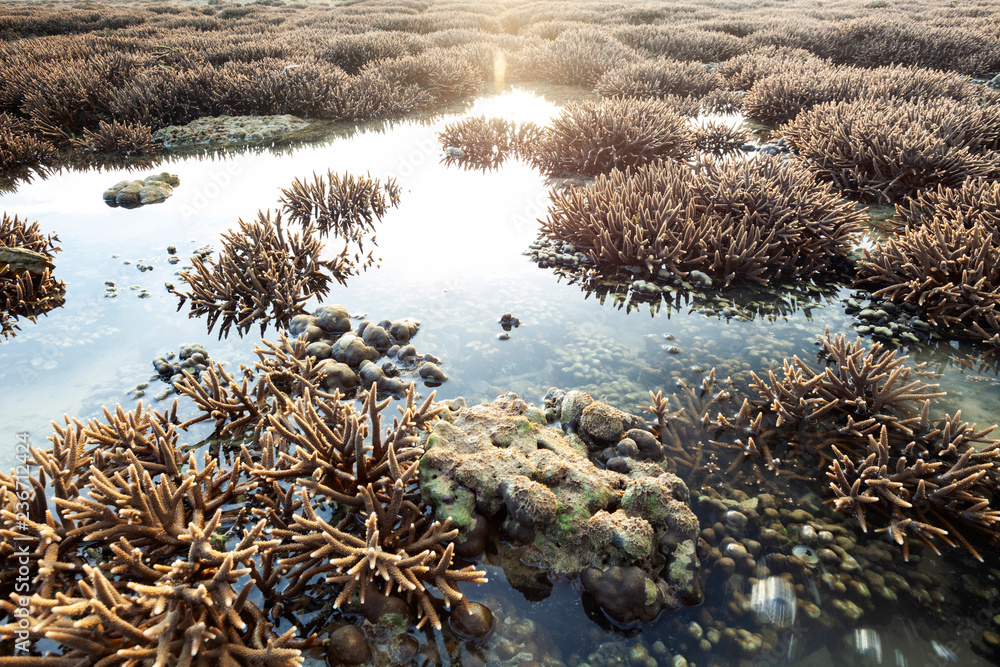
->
652, 330, 1000, 561
537, 157, 862, 286
894, 178, 1000, 233
744, 62, 977, 126
0, 326, 484, 661
693, 120, 750, 156
419, 392, 703, 625
173, 210, 333, 338
279, 169, 400, 242
437, 115, 541, 171
152, 114, 314, 148
73, 119, 157, 155
857, 215, 1000, 345
532, 97, 695, 177
594, 58, 719, 101
0, 212, 64, 337
102, 172, 179, 208
0, 124, 56, 171
782, 96, 1000, 202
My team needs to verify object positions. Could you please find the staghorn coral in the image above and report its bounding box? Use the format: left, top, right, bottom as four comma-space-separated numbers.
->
857, 215, 1000, 345
894, 178, 1000, 233
0, 400, 305, 665
437, 115, 541, 170
693, 120, 750, 156
614, 24, 745, 63
537, 156, 862, 286
173, 210, 334, 339
745, 62, 978, 126
0, 213, 64, 338
715, 45, 826, 92
649, 330, 1000, 560
746, 329, 946, 434
532, 97, 695, 177
782, 97, 1000, 202
72, 120, 158, 155
594, 58, 719, 101
0, 329, 483, 659
279, 169, 400, 241
0, 127, 56, 171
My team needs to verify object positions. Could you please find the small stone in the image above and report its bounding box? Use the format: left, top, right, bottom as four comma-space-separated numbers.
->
448, 601, 493, 639
327, 625, 371, 665
418, 362, 447, 383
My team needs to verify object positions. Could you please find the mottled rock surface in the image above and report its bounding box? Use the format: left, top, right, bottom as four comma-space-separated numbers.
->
152, 114, 313, 148
419, 392, 702, 624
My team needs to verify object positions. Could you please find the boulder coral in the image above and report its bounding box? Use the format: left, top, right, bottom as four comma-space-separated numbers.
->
418, 393, 702, 625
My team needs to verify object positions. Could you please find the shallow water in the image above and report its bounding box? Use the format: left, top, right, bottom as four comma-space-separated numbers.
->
2, 84, 999, 666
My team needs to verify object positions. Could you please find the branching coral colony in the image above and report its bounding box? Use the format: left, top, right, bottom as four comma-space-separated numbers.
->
175, 172, 400, 339
0, 213, 64, 338
648, 329, 1000, 561
0, 329, 483, 663
537, 157, 862, 286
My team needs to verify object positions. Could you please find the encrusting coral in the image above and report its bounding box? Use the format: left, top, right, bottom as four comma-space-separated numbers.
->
537, 156, 862, 286
0, 323, 485, 661
173, 210, 334, 339
0, 212, 64, 338
418, 392, 704, 626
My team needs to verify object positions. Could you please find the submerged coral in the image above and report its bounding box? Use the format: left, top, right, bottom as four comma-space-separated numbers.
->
657, 329, 1000, 561
0, 324, 484, 661
0, 212, 64, 337
173, 210, 334, 338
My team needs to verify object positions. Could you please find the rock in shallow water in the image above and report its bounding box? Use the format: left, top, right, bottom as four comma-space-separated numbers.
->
103, 173, 178, 208
448, 601, 494, 639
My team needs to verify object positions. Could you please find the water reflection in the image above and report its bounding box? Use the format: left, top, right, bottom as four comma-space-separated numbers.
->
1, 84, 999, 667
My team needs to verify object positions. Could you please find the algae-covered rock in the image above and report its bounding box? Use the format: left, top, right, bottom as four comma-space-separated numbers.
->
418, 392, 701, 623
103, 173, 179, 208
0, 246, 54, 274
151, 114, 313, 148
